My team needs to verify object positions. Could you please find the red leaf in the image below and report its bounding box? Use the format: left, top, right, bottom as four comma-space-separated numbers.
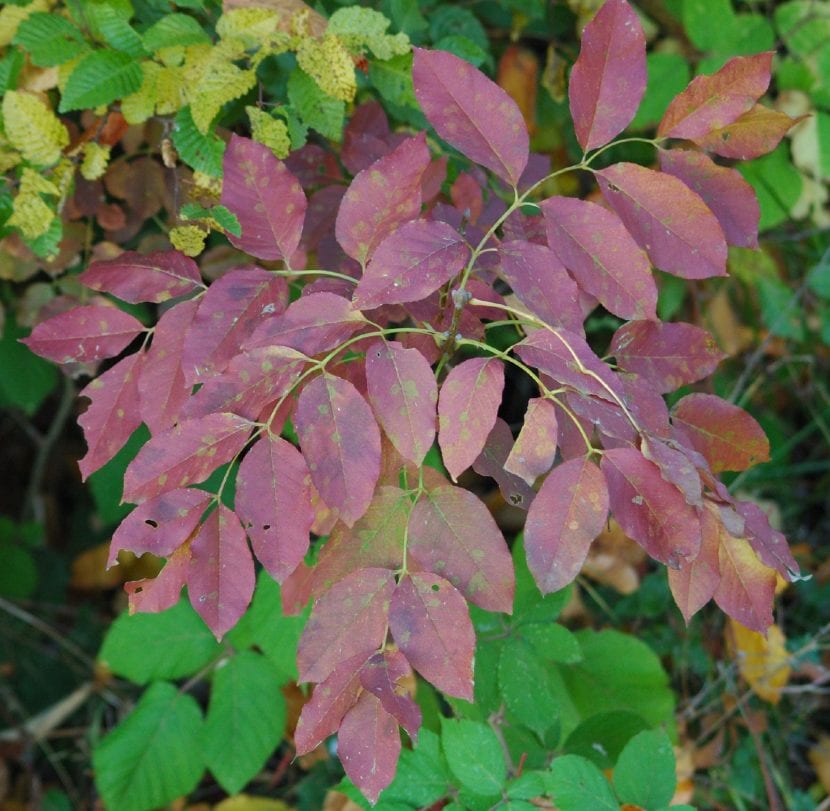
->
389, 573, 475, 700
407, 485, 514, 613
412, 48, 529, 186
295, 374, 381, 527
139, 298, 199, 434
181, 268, 289, 386
540, 196, 656, 320
568, 0, 647, 151
78, 352, 144, 479
342, 101, 391, 175
297, 567, 395, 683
236, 435, 312, 582
657, 52, 773, 140
335, 134, 430, 266
668, 502, 722, 622
713, 534, 776, 632
246, 292, 367, 356
338, 691, 401, 804
294, 653, 366, 755
108, 488, 211, 567
497, 240, 585, 332
658, 149, 760, 248
513, 327, 625, 403
365, 341, 437, 466
472, 418, 536, 510
504, 398, 559, 484
438, 357, 504, 480
610, 320, 726, 393
310, 487, 409, 598
126, 545, 190, 614
693, 104, 800, 160
359, 651, 421, 742
22, 304, 144, 364
672, 393, 770, 473
79, 250, 204, 303
182, 345, 307, 421
737, 500, 800, 580
641, 436, 704, 507
220, 134, 306, 261
597, 163, 727, 279
450, 172, 483, 222
187, 505, 255, 639
353, 220, 470, 309
123, 413, 253, 503
524, 457, 609, 594
601, 447, 701, 567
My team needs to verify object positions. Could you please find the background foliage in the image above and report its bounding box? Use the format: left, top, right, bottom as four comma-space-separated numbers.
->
0, 0, 829, 810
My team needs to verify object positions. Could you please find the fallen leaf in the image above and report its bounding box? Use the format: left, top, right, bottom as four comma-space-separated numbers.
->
727, 619, 791, 703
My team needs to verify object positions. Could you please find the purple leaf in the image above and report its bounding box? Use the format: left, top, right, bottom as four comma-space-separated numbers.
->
597, 162, 727, 279
220, 134, 307, 261
335, 134, 430, 266
359, 651, 421, 742
389, 573, 475, 700
126, 546, 190, 614
525, 457, 609, 593
541, 196, 656, 321
295, 375, 381, 527
353, 220, 470, 309
407, 485, 514, 613
438, 357, 504, 480
236, 435, 312, 583
472, 418, 537, 510
365, 340, 437, 466
568, 0, 647, 151
297, 567, 395, 683
497, 240, 585, 332
413, 48, 529, 186
504, 398, 559, 485
79, 250, 204, 303
22, 304, 144, 364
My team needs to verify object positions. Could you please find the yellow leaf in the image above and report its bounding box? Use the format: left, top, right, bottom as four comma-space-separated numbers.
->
120, 61, 160, 124
2, 91, 69, 167
0, 0, 49, 47
170, 224, 207, 257
214, 796, 292, 811
57, 55, 83, 94
189, 59, 256, 132
8, 181, 56, 240
296, 35, 355, 102
247, 106, 290, 158
20, 167, 59, 197
216, 7, 281, 47
808, 735, 830, 794
80, 142, 111, 181
155, 65, 187, 115
327, 7, 410, 61
727, 618, 791, 704
70, 542, 123, 590
0, 146, 21, 174
192, 171, 223, 198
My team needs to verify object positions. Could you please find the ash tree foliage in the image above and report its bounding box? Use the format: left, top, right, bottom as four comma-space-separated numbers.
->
12, 0, 806, 806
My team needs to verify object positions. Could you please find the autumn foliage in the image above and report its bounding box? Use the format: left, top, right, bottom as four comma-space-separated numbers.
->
17, 0, 805, 802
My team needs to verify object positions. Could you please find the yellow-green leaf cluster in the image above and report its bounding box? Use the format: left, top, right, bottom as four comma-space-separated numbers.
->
8, 168, 59, 239
216, 7, 280, 49
190, 58, 256, 133
327, 7, 410, 61
0, 0, 49, 47
247, 106, 290, 158
2, 91, 70, 167
169, 224, 207, 256
296, 35, 356, 103
80, 141, 111, 180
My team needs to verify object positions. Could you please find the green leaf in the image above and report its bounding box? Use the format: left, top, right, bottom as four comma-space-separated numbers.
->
738, 144, 803, 232
682, 0, 737, 51
0, 49, 24, 94
226, 570, 308, 683
59, 50, 143, 112
90, 4, 146, 57
563, 711, 650, 771
99, 598, 221, 684
429, 5, 489, 53
0, 316, 58, 416
433, 35, 487, 67
521, 623, 582, 664
545, 755, 618, 811
287, 69, 345, 142
0, 539, 37, 598
88, 425, 150, 526
499, 638, 560, 740
506, 771, 548, 800
512, 535, 571, 623
369, 53, 427, 129
557, 630, 675, 739
441, 718, 506, 797
180, 202, 241, 236
630, 53, 690, 130
775, 1, 830, 59
13, 13, 86, 67
204, 651, 286, 794
93, 682, 205, 811
142, 12, 209, 51
381, 0, 428, 39
614, 729, 676, 809
172, 106, 226, 177
381, 728, 451, 806
757, 275, 805, 341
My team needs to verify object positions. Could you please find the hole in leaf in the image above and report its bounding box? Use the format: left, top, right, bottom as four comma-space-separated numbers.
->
509, 493, 523, 505
144, 519, 158, 528
263, 524, 271, 530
